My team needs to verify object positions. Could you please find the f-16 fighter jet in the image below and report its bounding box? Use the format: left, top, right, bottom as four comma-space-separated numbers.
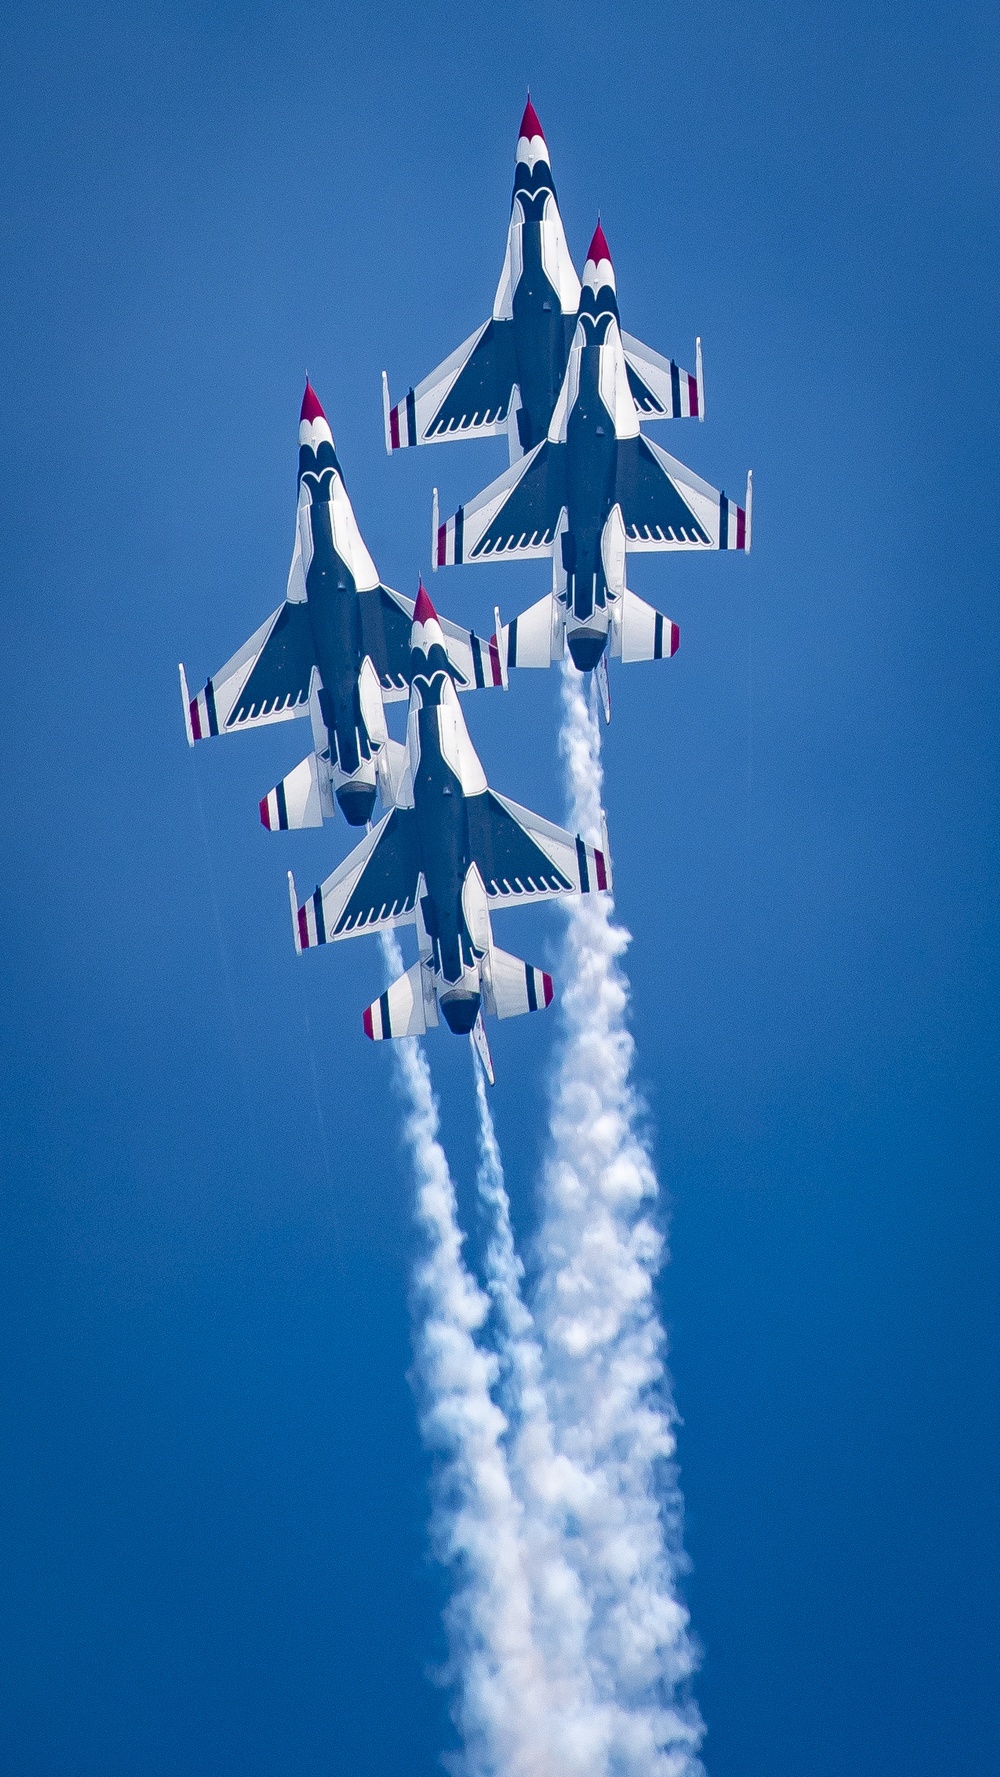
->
180, 383, 502, 830
382, 101, 703, 465
433, 224, 751, 712
289, 586, 610, 1082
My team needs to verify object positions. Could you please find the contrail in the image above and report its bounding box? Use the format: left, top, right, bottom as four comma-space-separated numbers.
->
470, 1061, 607, 1777
379, 933, 559, 1777
527, 663, 705, 1777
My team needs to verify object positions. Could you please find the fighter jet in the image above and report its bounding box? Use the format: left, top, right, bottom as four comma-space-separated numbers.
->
289, 585, 611, 1081
382, 102, 704, 470
180, 382, 502, 829
433, 223, 751, 715
382, 99, 579, 463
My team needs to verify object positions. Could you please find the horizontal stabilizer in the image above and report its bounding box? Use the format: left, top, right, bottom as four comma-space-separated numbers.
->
363, 959, 438, 1040
376, 738, 410, 809
484, 947, 553, 1021
611, 590, 680, 664
260, 752, 333, 830
495, 590, 561, 672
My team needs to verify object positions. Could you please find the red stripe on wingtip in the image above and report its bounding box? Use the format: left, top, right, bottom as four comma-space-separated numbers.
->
736, 505, 746, 550
436, 525, 447, 567
297, 906, 310, 949
488, 637, 501, 684
259, 795, 271, 830
542, 973, 553, 1007
190, 698, 202, 741
688, 373, 699, 418
670, 622, 680, 656
363, 1006, 374, 1039
594, 850, 608, 891
389, 405, 400, 450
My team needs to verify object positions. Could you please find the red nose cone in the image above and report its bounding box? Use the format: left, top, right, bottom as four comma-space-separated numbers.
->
414, 580, 438, 625
586, 220, 612, 268
300, 379, 326, 423
518, 96, 545, 143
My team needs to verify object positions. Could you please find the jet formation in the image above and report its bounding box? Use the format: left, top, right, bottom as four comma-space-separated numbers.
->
181, 99, 749, 1080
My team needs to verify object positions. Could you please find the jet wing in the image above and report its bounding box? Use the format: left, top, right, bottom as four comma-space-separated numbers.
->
621, 332, 702, 420
186, 601, 315, 740
436, 441, 566, 566
364, 586, 504, 697
384, 319, 518, 449
467, 790, 610, 905
615, 436, 749, 551
294, 807, 420, 948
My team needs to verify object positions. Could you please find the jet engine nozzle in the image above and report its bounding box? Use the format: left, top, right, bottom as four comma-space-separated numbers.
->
439, 988, 482, 1035
567, 629, 609, 673
336, 781, 378, 826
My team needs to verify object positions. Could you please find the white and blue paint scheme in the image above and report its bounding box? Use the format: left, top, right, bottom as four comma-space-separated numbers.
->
382, 101, 703, 467
433, 224, 751, 708
290, 586, 610, 1081
180, 383, 502, 829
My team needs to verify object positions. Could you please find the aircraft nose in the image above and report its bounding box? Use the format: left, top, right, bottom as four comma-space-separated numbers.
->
567, 629, 608, 673
439, 989, 482, 1036
336, 782, 378, 826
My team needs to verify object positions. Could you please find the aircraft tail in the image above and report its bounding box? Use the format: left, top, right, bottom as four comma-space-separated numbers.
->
260, 752, 334, 830
363, 958, 439, 1041
610, 590, 680, 664
483, 948, 554, 1021
492, 591, 563, 674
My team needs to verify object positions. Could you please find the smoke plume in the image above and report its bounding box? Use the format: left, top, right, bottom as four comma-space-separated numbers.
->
379, 933, 556, 1777
525, 663, 705, 1777
378, 647, 704, 1777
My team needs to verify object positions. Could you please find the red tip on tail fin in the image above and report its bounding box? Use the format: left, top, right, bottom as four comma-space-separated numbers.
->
300, 379, 326, 423
362, 1006, 374, 1040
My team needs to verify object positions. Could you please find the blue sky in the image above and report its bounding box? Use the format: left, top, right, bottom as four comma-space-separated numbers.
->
1, 1, 998, 1773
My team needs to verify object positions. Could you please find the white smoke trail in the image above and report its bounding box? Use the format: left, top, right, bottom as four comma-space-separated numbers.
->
379, 932, 557, 1777
527, 663, 705, 1777
470, 1063, 608, 1777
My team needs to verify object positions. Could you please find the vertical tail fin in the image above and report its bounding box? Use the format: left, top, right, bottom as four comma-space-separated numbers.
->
470, 1013, 495, 1085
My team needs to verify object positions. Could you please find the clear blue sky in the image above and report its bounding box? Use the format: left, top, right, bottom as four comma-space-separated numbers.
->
1, 2, 997, 1773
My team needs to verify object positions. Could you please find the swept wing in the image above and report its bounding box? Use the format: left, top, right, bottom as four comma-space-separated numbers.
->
435, 441, 566, 566
186, 602, 315, 739
622, 332, 703, 420
384, 321, 518, 450
467, 790, 610, 904
294, 808, 420, 949
615, 435, 750, 551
